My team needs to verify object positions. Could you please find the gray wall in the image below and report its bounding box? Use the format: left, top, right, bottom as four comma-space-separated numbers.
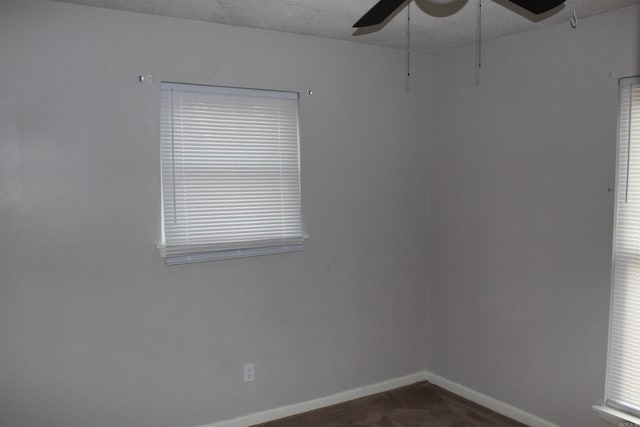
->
428, 5, 640, 427
0, 1, 431, 426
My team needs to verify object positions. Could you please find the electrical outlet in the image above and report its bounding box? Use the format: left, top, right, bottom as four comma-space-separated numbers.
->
243, 363, 255, 382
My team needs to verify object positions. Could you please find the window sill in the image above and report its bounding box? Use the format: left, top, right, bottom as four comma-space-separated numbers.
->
156, 234, 308, 265
165, 243, 304, 265
593, 405, 640, 426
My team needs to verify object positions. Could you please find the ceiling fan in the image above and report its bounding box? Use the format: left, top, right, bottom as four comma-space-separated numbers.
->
353, 0, 566, 27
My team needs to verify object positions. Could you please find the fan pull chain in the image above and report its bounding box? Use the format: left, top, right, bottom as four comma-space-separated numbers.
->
570, 0, 577, 28
406, 0, 411, 93
475, 0, 482, 85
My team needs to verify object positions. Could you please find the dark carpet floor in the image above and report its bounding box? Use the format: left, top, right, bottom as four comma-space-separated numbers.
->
252, 381, 526, 427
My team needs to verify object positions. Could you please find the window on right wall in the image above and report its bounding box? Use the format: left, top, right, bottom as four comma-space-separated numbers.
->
602, 76, 640, 422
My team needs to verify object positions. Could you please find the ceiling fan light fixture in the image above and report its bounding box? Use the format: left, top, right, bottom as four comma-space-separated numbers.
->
428, 0, 458, 4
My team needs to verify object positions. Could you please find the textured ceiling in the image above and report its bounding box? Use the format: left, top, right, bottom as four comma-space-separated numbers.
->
52, 0, 640, 51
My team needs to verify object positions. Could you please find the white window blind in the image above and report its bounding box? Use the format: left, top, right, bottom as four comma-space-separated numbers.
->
159, 82, 303, 265
606, 76, 640, 418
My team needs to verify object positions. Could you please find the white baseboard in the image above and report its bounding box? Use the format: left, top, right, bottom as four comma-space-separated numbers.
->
198, 371, 428, 427
197, 370, 560, 427
424, 372, 560, 427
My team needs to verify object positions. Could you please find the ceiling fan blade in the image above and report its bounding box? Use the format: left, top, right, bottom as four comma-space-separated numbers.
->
353, 0, 407, 28
505, 0, 565, 14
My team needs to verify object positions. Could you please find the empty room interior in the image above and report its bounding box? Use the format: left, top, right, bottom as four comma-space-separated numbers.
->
2, 0, 640, 426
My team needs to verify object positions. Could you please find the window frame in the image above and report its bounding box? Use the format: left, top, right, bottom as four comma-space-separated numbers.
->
595, 75, 640, 425
158, 82, 305, 265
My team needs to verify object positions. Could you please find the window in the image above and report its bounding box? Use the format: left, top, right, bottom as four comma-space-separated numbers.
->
600, 76, 640, 422
159, 82, 303, 265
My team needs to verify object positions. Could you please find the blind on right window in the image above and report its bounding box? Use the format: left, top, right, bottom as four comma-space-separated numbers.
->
607, 76, 640, 417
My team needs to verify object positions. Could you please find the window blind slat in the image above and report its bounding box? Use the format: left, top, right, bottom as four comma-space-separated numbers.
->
160, 83, 303, 262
